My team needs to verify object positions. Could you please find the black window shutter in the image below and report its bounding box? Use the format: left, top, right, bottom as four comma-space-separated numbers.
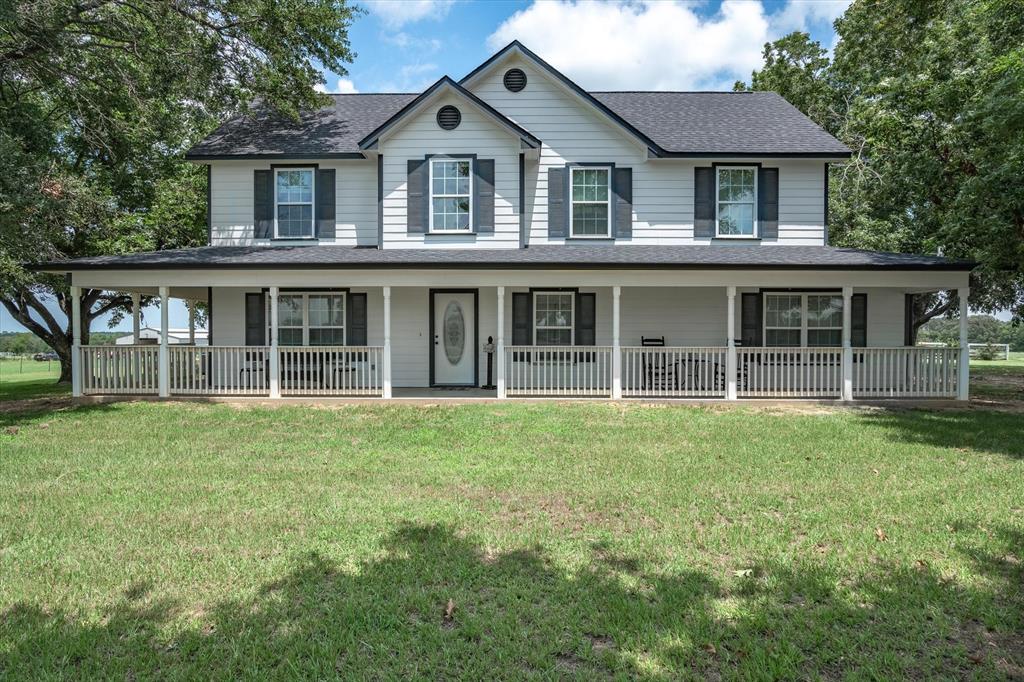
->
904, 294, 916, 346
245, 292, 266, 346
547, 167, 567, 238
254, 170, 273, 239
612, 167, 632, 239
740, 293, 762, 346
694, 167, 715, 238
407, 159, 428, 234
758, 167, 779, 239
346, 293, 368, 346
474, 158, 495, 234
851, 293, 867, 347
316, 168, 336, 239
512, 292, 532, 362
575, 293, 596, 345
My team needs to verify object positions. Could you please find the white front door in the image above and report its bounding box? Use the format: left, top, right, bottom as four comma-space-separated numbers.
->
433, 291, 476, 385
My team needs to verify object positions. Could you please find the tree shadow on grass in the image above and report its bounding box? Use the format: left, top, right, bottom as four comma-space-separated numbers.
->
2, 523, 1022, 679
854, 407, 1024, 460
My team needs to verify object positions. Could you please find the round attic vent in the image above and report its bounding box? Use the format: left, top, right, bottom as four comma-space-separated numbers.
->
503, 68, 527, 92
436, 105, 461, 131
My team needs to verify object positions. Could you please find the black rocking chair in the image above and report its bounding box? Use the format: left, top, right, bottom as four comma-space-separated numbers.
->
641, 336, 678, 391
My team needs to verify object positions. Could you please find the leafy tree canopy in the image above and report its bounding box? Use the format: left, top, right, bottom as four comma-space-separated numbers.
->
736, 0, 1024, 322
0, 0, 359, 380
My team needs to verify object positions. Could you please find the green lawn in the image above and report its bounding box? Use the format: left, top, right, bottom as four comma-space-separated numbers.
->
0, 357, 63, 401
1, 401, 1021, 679
970, 351, 1024, 401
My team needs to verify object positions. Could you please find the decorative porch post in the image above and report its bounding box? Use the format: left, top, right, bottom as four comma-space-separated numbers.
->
496, 286, 506, 399
158, 286, 169, 397
71, 286, 82, 397
841, 286, 853, 401
383, 286, 392, 399
269, 286, 280, 398
612, 285, 622, 399
726, 286, 737, 400
958, 287, 970, 401
131, 293, 141, 343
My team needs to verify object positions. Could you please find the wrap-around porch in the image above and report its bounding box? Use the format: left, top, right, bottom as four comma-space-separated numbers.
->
68, 275, 972, 402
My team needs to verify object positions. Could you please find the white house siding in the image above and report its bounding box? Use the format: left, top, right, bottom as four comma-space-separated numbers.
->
209, 159, 378, 246
466, 55, 827, 246
379, 94, 521, 249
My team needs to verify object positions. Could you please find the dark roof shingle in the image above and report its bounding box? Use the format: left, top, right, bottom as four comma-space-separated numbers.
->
36, 245, 972, 271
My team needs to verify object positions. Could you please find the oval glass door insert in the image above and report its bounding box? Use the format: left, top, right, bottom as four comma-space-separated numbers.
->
443, 301, 465, 365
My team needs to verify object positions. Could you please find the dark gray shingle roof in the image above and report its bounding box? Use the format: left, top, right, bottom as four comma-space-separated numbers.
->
591, 91, 850, 156
186, 91, 849, 159
37, 245, 972, 271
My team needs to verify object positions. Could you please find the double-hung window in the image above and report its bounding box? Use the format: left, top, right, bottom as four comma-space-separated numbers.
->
269, 292, 346, 346
570, 167, 611, 237
534, 292, 573, 345
275, 169, 315, 238
716, 167, 756, 237
764, 293, 843, 347
430, 159, 471, 232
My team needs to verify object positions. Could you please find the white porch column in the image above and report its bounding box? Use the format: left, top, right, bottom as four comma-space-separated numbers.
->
841, 286, 853, 401
131, 293, 141, 343
958, 287, 970, 400
612, 285, 622, 399
187, 302, 196, 345
269, 286, 280, 398
726, 286, 737, 401
382, 286, 392, 399
496, 286, 506, 399
71, 286, 82, 397
158, 286, 169, 397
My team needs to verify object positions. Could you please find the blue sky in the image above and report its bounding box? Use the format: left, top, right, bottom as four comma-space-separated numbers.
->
2, 0, 850, 335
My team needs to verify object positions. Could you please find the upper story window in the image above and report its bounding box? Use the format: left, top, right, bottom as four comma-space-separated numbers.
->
570, 167, 611, 237
764, 293, 842, 347
430, 159, 472, 232
270, 292, 345, 346
716, 167, 756, 237
275, 169, 315, 238
534, 291, 573, 345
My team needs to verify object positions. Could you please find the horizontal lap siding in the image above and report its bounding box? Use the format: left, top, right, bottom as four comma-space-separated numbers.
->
380, 95, 520, 249
209, 160, 377, 246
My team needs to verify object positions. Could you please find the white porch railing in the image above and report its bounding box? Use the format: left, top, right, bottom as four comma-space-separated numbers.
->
169, 346, 270, 396
621, 346, 727, 398
79, 345, 159, 395
853, 347, 960, 398
504, 346, 613, 397
736, 347, 844, 398
278, 346, 383, 396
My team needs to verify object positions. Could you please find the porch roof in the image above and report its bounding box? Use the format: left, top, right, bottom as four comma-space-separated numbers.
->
35, 245, 974, 272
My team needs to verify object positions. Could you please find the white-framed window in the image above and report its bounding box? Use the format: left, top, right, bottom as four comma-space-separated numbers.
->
275, 168, 315, 238
429, 159, 472, 232
534, 291, 574, 346
716, 166, 757, 237
570, 166, 611, 237
268, 292, 346, 346
764, 293, 843, 347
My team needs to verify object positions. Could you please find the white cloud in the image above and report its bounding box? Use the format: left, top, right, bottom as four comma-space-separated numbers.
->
375, 62, 440, 92
316, 77, 360, 94
487, 0, 847, 91
364, 0, 455, 29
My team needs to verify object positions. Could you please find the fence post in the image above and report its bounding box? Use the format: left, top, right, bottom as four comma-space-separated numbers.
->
726, 286, 737, 400
612, 286, 622, 399
269, 286, 280, 398
842, 286, 853, 401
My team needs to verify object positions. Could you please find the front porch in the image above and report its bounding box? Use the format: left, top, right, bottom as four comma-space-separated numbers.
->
68, 280, 971, 402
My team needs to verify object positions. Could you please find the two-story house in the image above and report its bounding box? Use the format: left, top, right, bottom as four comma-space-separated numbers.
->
40, 42, 973, 401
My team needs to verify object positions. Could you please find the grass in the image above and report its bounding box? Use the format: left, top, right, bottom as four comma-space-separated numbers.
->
0, 357, 63, 401
1, 400, 1022, 679
970, 351, 1024, 401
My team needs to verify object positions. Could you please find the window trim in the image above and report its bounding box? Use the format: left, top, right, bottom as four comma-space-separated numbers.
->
428, 158, 473, 234
532, 290, 574, 346
569, 165, 612, 238
762, 291, 843, 348
274, 166, 313, 238
266, 291, 346, 346
715, 165, 758, 239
